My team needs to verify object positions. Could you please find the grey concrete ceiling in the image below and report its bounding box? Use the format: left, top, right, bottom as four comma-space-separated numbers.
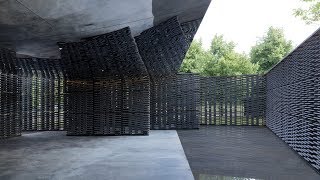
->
0, 0, 211, 58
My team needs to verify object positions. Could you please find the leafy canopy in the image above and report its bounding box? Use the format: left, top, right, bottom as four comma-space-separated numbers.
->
180, 35, 259, 76
180, 39, 212, 74
250, 27, 293, 73
294, 0, 320, 24
210, 35, 236, 59
181, 27, 293, 76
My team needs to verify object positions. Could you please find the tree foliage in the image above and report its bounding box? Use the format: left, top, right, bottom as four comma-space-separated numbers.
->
180, 39, 212, 74
204, 35, 258, 76
180, 35, 259, 76
294, 0, 320, 24
181, 27, 292, 76
250, 27, 293, 73
203, 52, 259, 76
210, 35, 236, 59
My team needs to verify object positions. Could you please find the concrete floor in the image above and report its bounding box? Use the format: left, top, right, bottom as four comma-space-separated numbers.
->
177, 126, 320, 180
0, 131, 193, 180
2, 127, 319, 180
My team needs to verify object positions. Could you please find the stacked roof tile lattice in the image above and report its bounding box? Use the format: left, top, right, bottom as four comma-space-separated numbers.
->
266, 28, 320, 172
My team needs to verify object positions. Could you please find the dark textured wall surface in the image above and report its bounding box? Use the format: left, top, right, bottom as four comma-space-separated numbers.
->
0, 48, 21, 139
136, 17, 201, 129
200, 75, 266, 126
88, 27, 150, 135
266, 29, 320, 172
59, 41, 94, 135
135, 17, 189, 79
180, 19, 202, 44
150, 74, 200, 130
18, 58, 65, 131
60, 27, 150, 136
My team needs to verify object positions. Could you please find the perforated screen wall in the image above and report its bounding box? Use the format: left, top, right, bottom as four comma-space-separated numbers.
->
18, 58, 65, 131
150, 74, 200, 129
0, 48, 21, 139
200, 75, 266, 126
60, 27, 150, 136
136, 17, 201, 129
135, 17, 189, 79
266, 29, 320, 172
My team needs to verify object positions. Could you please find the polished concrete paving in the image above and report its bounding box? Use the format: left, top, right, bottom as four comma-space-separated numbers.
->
2, 127, 319, 180
0, 131, 193, 180
178, 126, 320, 180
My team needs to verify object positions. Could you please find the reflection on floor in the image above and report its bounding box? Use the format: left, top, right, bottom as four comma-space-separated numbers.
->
178, 126, 320, 180
0, 131, 193, 180
199, 174, 262, 180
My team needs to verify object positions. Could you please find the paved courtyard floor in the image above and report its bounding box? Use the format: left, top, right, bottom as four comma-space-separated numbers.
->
178, 126, 320, 180
0, 130, 193, 180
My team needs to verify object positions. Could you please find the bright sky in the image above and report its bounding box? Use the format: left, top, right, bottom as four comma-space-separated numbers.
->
195, 0, 320, 54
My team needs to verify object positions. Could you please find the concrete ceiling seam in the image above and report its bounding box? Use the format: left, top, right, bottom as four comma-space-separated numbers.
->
15, 0, 54, 29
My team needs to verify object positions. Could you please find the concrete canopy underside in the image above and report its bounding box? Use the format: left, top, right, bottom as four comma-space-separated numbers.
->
0, 0, 211, 58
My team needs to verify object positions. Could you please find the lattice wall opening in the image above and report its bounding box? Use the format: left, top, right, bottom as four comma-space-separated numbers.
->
18, 58, 65, 131
150, 74, 200, 130
200, 75, 266, 126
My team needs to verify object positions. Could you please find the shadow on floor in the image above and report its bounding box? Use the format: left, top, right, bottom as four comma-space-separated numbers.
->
178, 126, 320, 180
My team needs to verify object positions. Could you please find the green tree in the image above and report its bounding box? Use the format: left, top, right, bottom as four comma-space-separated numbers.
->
180, 35, 259, 76
210, 35, 236, 59
294, 0, 320, 24
250, 27, 293, 73
203, 35, 259, 76
180, 39, 211, 74
203, 52, 258, 76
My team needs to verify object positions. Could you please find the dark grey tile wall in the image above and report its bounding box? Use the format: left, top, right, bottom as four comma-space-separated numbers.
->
136, 17, 201, 129
0, 48, 21, 138
200, 75, 266, 126
266, 28, 320, 172
59, 27, 150, 136
135, 17, 189, 79
150, 74, 200, 130
180, 19, 202, 44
